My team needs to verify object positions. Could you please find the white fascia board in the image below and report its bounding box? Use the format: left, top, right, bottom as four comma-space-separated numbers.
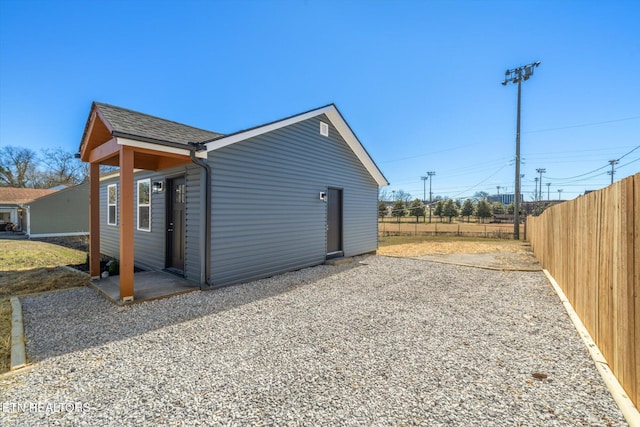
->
324, 109, 389, 187
204, 105, 389, 187
204, 105, 334, 152
117, 137, 207, 159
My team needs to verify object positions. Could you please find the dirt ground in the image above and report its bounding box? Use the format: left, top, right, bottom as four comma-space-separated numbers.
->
377, 240, 541, 271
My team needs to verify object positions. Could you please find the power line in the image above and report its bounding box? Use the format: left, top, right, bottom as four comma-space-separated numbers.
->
617, 145, 640, 161
545, 145, 639, 181
449, 163, 509, 199
523, 116, 640, 134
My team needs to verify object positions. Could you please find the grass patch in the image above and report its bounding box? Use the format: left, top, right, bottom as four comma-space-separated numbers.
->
0, 240, 89, 373
378, 234, 521, 247
0, 240, 87, 271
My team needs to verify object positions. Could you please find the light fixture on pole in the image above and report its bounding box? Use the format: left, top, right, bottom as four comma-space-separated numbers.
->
427, 171, 436, 223
421, 176, 428, 204
536, 168, 546, 201
546, 182, 551, 200
502, 61, 541, 240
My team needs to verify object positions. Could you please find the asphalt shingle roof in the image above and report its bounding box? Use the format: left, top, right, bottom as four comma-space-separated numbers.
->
0, 187, 57, 204
95, 102, 223, 146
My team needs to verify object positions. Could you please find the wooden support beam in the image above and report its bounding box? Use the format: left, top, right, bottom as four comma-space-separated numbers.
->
89, 162, 101, 278
89, 137, 120, 164
119, 147, 135, 301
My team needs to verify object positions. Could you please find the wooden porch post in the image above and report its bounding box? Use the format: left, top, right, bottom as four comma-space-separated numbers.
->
89, 162, 101, 278
119, 147, 135, 301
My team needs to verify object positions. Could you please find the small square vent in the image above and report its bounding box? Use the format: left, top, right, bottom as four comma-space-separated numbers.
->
319, 121, 329, 137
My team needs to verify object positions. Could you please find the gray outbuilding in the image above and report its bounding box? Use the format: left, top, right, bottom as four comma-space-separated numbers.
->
80, 102, 388, 299
26, 182, 89, 238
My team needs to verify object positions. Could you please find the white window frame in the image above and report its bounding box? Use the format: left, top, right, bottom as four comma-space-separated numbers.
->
107, 184, 117, 226
137, 178, 151, 232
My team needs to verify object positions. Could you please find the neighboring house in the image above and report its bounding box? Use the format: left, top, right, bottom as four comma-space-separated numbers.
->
25, 182, 89, 238
79, 102, 388, 301
0, 187, 56, 231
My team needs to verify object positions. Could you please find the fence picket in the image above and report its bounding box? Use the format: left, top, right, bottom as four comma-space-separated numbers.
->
527, 173, 638, 410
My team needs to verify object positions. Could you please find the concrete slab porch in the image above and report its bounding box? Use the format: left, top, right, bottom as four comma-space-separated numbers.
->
89, 271, 199, 305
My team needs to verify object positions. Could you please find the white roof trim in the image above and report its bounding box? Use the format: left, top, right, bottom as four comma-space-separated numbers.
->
204, 105, 388, 186
117, 137, 208, 159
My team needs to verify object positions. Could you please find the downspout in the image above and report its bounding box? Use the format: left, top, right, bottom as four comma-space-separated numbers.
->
188, 142, 212, 289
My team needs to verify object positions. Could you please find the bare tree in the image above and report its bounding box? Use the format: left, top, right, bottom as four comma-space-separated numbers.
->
0, 146, 39, 187
38, 147, 87, 187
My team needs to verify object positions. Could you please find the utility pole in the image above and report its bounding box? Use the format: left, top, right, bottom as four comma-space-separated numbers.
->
546, 182, 551, 200
557, 189, 563, 200
534, 177, 539, 200
496, 185, 501, 196
536, 168, 546, 201
421, 176, 428, 204
427, 171, 436, 223
502, 61, 541, 240
607, 159, 619, 184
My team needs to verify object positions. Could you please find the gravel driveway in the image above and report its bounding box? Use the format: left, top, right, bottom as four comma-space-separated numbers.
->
1, 255, 626, 426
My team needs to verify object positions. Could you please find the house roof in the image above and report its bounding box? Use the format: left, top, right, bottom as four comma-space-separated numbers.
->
89, 102, 223, 148
80, 102, 388, 186
0, 187, 57, 204
203, 104, 389, 186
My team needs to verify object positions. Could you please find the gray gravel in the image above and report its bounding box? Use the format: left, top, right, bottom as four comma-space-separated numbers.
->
0, 255, 626, 426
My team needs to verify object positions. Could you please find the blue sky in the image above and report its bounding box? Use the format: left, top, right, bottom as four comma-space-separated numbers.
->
1, 0, 638, 200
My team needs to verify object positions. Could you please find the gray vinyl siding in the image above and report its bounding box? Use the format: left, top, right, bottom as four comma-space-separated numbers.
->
184, 166, 202, 283
28, 183, 89, 236
208, 114, 378, 287
99, 165, 202, 283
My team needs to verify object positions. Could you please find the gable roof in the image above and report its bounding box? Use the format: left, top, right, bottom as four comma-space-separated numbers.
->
203, 104, 389, 186
0, 187, 57, 204
84, 102, 223, 149
80, 102, 388, 186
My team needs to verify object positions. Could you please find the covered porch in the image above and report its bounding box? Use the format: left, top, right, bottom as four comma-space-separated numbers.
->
89, 271, 199, 305
79, 102, 211, 302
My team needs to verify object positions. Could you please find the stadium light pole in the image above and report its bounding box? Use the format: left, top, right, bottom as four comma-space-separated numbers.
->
536, 168, 546, 201
557, 189, 563, 200
427, 171, 436, 223
502, 61, 541, 239
546, 182, 551, 200
421, 176, 428, 204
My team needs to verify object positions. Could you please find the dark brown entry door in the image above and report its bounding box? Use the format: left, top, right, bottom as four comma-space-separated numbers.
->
166, 176, 186, 272
327, 188, 343, 258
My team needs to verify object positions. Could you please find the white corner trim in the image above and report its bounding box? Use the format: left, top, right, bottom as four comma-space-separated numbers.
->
543, 270, 640, 426
117, 137, 207, 159
204, 105, 388, 187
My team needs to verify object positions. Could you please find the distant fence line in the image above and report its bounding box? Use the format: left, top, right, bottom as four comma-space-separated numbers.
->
527, 173, 639, 410
378, 221, 522, 240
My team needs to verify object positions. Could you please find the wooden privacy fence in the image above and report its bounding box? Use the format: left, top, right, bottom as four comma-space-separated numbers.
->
527, 173, 639, 410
